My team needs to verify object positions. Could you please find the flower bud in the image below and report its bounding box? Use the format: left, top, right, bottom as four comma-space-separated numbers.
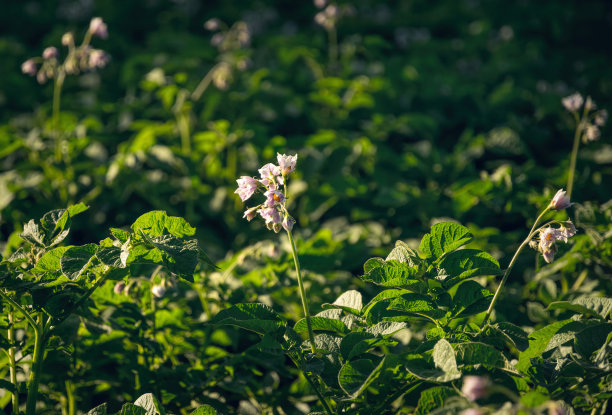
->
152, 284, 166, 298
584, 96, 596, 111
88, 49, 109, 69
562, 92, 583, 112
204, 18, 221, 31
549, 189, 571, 210
21, 59, 37, 76
62, 32, 74, 46
314, 0, 327, 8
89, 17, 108, 39
459, 410, 484, 415
113, 281, 125, 294
243, 206, 259, 221
594, 109, 608, 127
272, 222, 282, 233
461, 376, 490, 401
584, 124, 600, 142
43, 46, 58, 60
282, 216, 295, 232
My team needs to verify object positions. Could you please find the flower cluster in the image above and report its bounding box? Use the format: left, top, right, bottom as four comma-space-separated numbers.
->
530, 222, 576, 263
235, 153, 297, 233
313, 0, 354, 30
21, 17, 109, 84
562, 92, 607, 143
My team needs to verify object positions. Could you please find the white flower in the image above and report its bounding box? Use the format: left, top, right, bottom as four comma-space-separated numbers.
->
151, 284, 166, 298
43, 46, 58, 60
282, 216, 295, 232
260, 207, 281, 225
584, 124, 600, 142
62, 32, 74, 46
277, 153, 298, 176
264, 189, 285, 207
562, 92, 583, 112
204, 18, 221, 31
21, 59, 37, 76
549, 189, 572, 210
259, 163, 281, 189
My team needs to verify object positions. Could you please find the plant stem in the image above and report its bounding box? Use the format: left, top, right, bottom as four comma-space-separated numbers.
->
286, 229, 317, 354
25, 314, 47, 415
65, 380, 75, 415
0, 290, 37, 331
566, 120, 582, 199
481, 206, 551, 329
8, 311, 19, 415
53, 71, 66, 163
303, 370, 333, 415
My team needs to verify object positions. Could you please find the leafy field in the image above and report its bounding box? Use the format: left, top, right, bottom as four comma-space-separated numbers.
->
1, 1, 611, 414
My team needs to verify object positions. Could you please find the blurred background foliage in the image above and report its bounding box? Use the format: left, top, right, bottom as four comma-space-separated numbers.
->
0, 0, 611, 412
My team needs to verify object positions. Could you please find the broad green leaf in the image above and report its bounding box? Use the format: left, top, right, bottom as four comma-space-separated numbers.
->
365, 321, 407, 337
96, 246, 126, 268
190, 406, 218, 415
312, 333, 341, 354
131, 233, 199, 279
545, 321, 593, 352
134, 393, 166, 415
386, 240, 421, 266
61, 244, 99, 280
21, 219, 45, 246
451, 280, 493, 317
294, 317, 349, 336
569, 297, 612, 319
32, 246, 69, 273
131, 210, 196, 238
361, 261, 423, 290
517, 319, 573, 373
455, 342, 516, 373
363, 257, 385, 273
322, 290, 363, 315
490, 322, 529, 351
362, 289, 411, 316
415, 386, 457, 415
575, 323, 612, 358
111, 228, 131, 243
420, 222, 473, 259
389, 293, 445, 319
433, 339, 459, 375
210, 303, 285, 335
440, 250, 501, 288
338, 357, 387, 398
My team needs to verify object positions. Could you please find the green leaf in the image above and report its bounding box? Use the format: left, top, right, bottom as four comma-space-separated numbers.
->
365, 321, 407, 337
20, 219, 45, 246
116, 403, 147, 415
338, 359, 376, 396
451, 280, 493, 317
131, 233, 199, 280
440, 250, 501, 288
294, 317, 349, 336
420, 222, 473, 259
433, 339, 460, 375
455, 342, 516, 373
132, 211, 196, 238
190, 406, 218, 415
41, 203, 89, 247
405, 339, 461, 382
388, 293, 445, 319
61, 244, 99, 280
96, 246, 126, 268
386, 240, 421, 266
490, 322, 529, 351
87, 403, 108, 415
363, 257, 385, 273
32, 246, 69, 273
322, 290, 363, 315
415, 386, 457, 415
110, 228, 131, 243
575, 323, 612, 358
210, 303, 285, 335
361, 261, 423, 290
134, 393, 166, 415
570, 297, 612, 319
517, 319, 573, 373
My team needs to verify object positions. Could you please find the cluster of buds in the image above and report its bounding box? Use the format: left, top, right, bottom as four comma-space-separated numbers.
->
314, 0, 354, 31
21, 17, 109, 84
562, 92, 607, 143
235, 153, 298, 233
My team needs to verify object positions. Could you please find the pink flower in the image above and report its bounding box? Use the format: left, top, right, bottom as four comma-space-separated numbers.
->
235, 176, 259, 202
539, 228, 558, 252
43, 46, 58, 59
459, 410, 483, 415
89, 17, 108, 39
21, 59, 37, 76
113, 281, 125, 294
260, 207, 281, 225
584, 125, 600, 142
562, 93, 583, 112
550, 189, 571, 210
264, 189, 285, 207
88, 49, 108, 69
461, 376, 490, 401
259, 163, 281, 189
277, 153, 298, 176
558, 222, 576, 242
542, 247, 556, 263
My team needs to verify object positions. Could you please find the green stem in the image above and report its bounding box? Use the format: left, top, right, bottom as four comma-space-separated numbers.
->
286, 229, 316, 354
481, 206, 551, 329
0, 290, 37, 331
53, 71, 65, 163
303, 370, 333, 415
65, 380, 75, 415
8, 311, 19, 415
566, 121, 582, 200
25, 314, 47, 415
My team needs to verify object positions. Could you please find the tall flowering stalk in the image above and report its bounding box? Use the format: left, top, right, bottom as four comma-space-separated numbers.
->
235, 153, 317, 353
21, 17, 109, 163
562, 93, 607, 198
481, 190, 575, 328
